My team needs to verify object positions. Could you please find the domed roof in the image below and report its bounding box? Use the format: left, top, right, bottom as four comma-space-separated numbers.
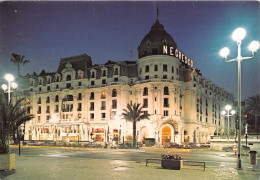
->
138, 19, 177, 58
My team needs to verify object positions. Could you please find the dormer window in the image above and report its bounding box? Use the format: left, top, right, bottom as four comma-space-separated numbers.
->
102, 70, 106, 77
79, 73, 83, 79
91, 71, 95, 78
114, 68, 119, 75
66, 75, 71, 81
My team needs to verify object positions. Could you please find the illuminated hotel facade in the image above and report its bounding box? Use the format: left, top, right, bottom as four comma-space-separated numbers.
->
17, 19, 235, 146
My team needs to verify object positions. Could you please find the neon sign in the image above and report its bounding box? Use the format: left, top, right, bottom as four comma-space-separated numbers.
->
163, 45, 194, 67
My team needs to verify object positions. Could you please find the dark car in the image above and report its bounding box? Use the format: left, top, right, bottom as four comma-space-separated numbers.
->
164, 142, 179, 148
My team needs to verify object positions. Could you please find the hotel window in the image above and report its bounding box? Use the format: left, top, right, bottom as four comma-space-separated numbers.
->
56, 76, 60, 82
101, 101, 106, 110
39, 87, 42, 92
200, 116, 202, 121
91, 81, 95, 86
102, 70, 106, 77
37, 97, 41, 104
46, 96, 50, 103
66, 75, 71, 81
112, 100, 117, 109
155, 110, 157, 114
163, 110, 168, 117
78, 93, 82, 100
140, 68, 142, 74
56, 85, 59, 89
78, 82, 82, 86
47, 86, 50, 91
143, 111, 148, 115
114, 78, 118, 82
90, 113, 94, 120
46, 106, 50, 113
154, 75, 158, 78
172, 66, 174, 73
130, 79, 133, 84
78, 113, 82, 118
90, 92, 94, 100
66, 83, 71, 88
102, 79, 106, 85
101, 91, 106, 99
172, 76, 174, 80
77, 103, 82, 111
145, 75, 149, 80
155, 97, 157, 101
55, 95, 59, 102
38, 116, 41, 123
164, 98, 169, 107
143, 87, 148, 96
111, 111, 116, 118
163, 64, 167, 72
112, 89, 117, 97
46, 115, 50, 122
163, 75, 167, 79
145, 65, 149, 72
37, 106, 41, 114
154, 65, 158, 71
90, 102, 94, 111
206, 118, 208, 123
101, 113, 106, 119
55, 105, 59, 113
164, 86, 169, 95
91, 72, 95, 78
114, 68, 119, 75
143, 99, 148, 108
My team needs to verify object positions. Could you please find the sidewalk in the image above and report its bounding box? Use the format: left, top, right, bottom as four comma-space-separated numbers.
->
1, 146, 259, 180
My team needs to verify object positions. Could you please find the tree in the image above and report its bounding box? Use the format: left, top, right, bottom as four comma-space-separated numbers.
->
0, 95, 34, 154
243, 94, 260, 131
122, 102, 150, 148
10, 53, 30, 77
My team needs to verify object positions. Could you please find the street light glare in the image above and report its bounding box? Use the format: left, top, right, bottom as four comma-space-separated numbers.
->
11, 82, 18, 89
221, 111, 226, 115
219, 47, 230, 58
225, 104, 232, 111
232, 27, 246, 41
248, 40, 260, 53
231, 110, 236, 115
1, 84, 7, 91
5, 74, 15, 82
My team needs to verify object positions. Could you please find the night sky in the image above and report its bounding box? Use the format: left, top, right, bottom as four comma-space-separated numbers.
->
0, 1, 259, 100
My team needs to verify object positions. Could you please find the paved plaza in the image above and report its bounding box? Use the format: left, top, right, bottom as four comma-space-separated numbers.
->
0, 146, 259, 180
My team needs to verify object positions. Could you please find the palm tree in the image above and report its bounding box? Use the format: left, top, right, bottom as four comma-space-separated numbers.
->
0, 95, 34, 154
243, 94, 260, 131
122, 102, 150, 148
10, 53, 30, 77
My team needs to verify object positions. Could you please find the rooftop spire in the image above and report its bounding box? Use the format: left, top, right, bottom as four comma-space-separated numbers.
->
157, 5, 159, 20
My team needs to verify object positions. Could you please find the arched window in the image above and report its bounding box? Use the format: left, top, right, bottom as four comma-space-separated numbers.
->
78, 93, 82, 100
112, 89, 117, 97
55, 95, 59, 102
143, 87, 148, 96
66, 75, 71, 81
164, 86, 169, 95
114, 68, 119, 75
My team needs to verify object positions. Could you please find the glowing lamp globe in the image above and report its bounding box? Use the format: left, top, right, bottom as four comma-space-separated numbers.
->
11, 82, 18, 89
1, 84, 7, 91
221, 111, 226, 116
5, 74, 15, 82
231, 110, 236, 115
248, 40, 260, 53
225, 105, 232, 111
232, 28, 246, 41
220, 47, 230, 58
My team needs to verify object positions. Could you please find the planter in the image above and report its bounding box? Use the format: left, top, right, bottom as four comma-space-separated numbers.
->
161, 159, 183, 170
0, 153, 15, 170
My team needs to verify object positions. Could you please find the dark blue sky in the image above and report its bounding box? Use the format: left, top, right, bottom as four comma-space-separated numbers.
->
0, 1, 259, 99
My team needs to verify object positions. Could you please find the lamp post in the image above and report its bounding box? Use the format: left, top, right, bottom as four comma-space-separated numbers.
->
221, 105, 236, 145
1, 74, 18, 103
219, 28, 259, 169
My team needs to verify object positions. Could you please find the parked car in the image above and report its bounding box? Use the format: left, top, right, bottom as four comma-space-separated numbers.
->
164, 142, 180, 148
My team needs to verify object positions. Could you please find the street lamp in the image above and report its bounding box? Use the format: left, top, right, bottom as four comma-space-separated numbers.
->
1, 74, 18, 103
219, 27, 259, 169
221, 105, 236, 145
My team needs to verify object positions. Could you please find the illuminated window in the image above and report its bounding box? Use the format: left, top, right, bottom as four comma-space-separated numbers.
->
101, 91, 106, 99
79, 73, 83, 79
27, 98, 31, 104
78, 113, 82, 118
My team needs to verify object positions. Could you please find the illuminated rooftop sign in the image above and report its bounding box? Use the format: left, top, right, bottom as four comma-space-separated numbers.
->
163, 45, 194, 67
